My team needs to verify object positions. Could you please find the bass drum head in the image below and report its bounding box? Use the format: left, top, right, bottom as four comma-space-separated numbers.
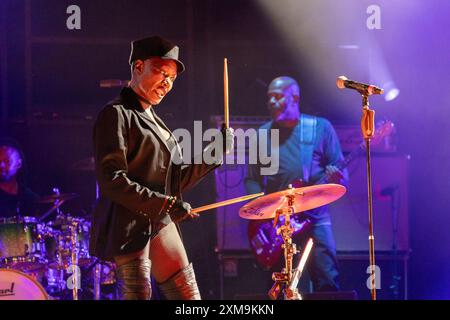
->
0, 268, 48, 300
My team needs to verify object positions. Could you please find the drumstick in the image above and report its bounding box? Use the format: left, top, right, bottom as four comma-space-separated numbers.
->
224, 58, 229, 128
191, 192, 264, 214
288, 238, 314, 290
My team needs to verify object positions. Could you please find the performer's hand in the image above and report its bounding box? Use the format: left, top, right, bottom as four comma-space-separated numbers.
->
221, 124, 235, 154
325, 165, 344, 184
168, 199, 199, 223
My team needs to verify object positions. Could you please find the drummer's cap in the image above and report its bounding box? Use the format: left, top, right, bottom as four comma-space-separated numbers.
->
129, 36, 185, 74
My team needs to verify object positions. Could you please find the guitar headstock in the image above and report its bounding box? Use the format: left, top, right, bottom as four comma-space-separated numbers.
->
371, 120, 395, 146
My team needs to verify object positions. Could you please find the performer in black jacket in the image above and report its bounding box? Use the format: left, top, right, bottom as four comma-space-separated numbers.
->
90, 36, 234, 300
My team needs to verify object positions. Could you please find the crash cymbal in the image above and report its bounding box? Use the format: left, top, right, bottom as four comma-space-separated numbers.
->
36, 193, 79, 203
239, 184, 346, 220
70, 157, 94, 171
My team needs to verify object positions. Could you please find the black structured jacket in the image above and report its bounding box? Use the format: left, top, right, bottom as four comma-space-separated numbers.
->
89, 87, 220, 260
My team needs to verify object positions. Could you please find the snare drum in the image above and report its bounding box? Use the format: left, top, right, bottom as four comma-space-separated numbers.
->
0, 216, 47, 271
0, 268, 48, 300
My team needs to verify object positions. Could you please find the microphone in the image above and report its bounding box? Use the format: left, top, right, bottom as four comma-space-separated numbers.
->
336, 76, 384, 95
99, 79, 130, 88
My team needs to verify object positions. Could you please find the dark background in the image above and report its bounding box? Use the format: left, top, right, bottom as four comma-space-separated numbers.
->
1, 0, 449, 299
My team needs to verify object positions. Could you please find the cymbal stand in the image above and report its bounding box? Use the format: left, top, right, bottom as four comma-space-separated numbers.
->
286, 238, 314, 299
94, 262, 101, 300
94, 180, 102, 300
268, 191, 306, 300
39, 187, 65, 222
70, 222, 79, 300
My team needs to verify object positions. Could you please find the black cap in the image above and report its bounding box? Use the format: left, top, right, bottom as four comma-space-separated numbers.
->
128, 36, 185, 73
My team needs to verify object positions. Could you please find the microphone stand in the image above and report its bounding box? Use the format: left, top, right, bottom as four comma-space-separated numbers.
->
361, 93, 377, 300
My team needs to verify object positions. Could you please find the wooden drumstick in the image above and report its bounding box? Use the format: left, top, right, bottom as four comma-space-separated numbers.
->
224, 58, 229, 128
191, 192, 264, 214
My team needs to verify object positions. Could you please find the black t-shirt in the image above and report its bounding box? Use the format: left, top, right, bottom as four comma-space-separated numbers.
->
0, 186, 40, 218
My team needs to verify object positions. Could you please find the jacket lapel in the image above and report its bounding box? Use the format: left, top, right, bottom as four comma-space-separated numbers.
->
120, 87, 183, 196
136, 109, 172, 153
149, 108, 183, 157
120, 87, 171, 153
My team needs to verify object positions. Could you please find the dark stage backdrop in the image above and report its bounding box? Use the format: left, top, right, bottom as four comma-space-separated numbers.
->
1, 0, 450, 299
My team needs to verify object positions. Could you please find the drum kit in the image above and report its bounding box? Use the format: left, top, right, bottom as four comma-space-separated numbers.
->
0, 158, 116, 300
0, 155, 347, 300
0, 194, 117, 300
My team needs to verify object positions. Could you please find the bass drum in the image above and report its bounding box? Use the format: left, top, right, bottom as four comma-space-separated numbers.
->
0, 268, 48, 300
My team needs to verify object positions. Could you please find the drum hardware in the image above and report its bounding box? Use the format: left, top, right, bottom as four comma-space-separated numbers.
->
0, 181, 117, 300
267, 189, 304, 300
240, 183, 346, 300
36, 191, 79, 204
94, 263, 101, 300
44, 214, 93, 299
37, 188, 79, 222
88, 259, 116, 300
41, 211, 114, 300
286, 238, 314, 298
69, 222, 79, 300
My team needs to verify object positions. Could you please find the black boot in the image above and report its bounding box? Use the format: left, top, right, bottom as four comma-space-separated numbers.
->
158, 263, 201, 300
116, 258, 152, 300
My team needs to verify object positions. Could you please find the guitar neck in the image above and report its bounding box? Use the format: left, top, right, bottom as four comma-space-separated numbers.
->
337, 141, 365, 171
315, 141, 365, 185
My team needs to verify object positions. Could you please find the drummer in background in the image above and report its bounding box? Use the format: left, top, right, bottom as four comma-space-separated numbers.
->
0, 138, 40, 218
245, 76, 349, 292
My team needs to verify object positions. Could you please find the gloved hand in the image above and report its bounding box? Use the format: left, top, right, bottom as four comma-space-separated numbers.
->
202, 124, 234, 164
167, 198, 199, 223
221, 124, 234, 155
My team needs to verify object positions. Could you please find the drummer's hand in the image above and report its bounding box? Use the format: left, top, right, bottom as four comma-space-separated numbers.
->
168, 199, 199, 223
325, 165, 344, 184
221, 124, 234, 154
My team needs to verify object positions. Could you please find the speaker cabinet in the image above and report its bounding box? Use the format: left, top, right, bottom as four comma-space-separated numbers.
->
337, 253, 409, 300
215, 162, 252, 251
330, 153, 410, 251
215, 153, 410, 252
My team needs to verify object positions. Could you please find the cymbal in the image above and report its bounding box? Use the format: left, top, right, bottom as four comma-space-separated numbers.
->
70, 157, 94, 171
239, 184, 346, 220
36, 193, 79, 203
